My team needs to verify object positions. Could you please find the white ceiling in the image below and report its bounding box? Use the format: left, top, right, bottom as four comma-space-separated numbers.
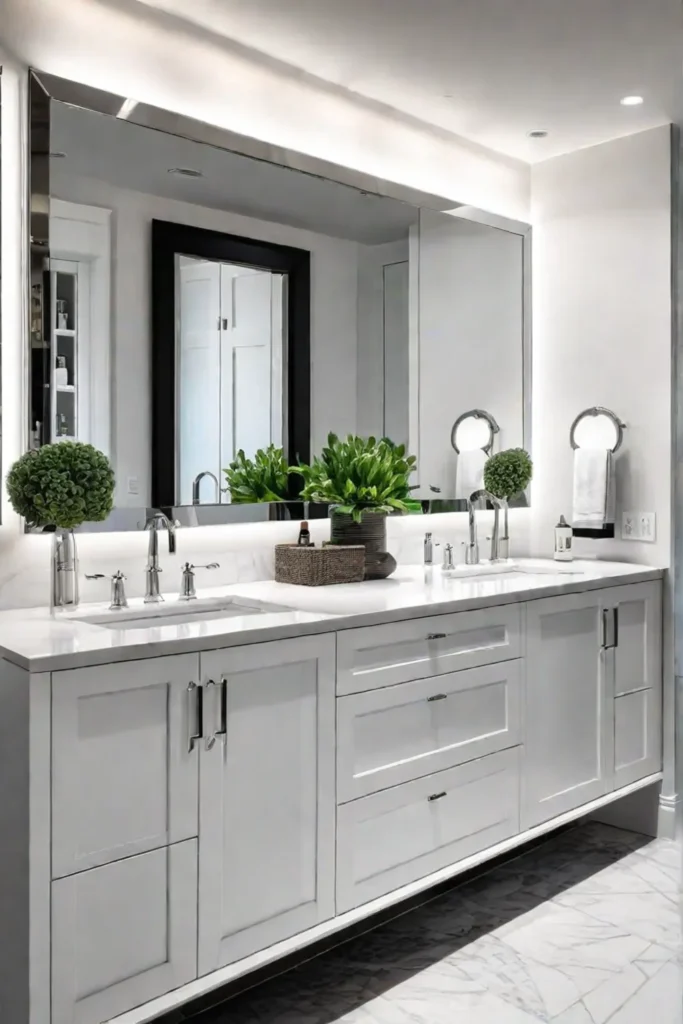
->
50, 103, 419, 244
137, 0, 682, 163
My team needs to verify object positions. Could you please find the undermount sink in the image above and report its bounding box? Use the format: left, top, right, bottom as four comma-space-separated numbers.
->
80, 596, 294, 630
442, 561, 584, 581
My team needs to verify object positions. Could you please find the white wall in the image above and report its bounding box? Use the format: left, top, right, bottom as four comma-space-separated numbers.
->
50, 172, 360, 505
0, 0, 530, 223
531, 126, 672, 567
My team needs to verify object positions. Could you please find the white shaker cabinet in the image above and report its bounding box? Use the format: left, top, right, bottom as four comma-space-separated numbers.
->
523, 591, 612, 828
612, 581, 662, 787
50, 655, 201, 1024
197, 634, 336, 975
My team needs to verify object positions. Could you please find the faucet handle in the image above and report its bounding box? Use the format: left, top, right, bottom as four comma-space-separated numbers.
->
441, 543, 455, 571
179, 562, 220, 601
86, 570, 128, 610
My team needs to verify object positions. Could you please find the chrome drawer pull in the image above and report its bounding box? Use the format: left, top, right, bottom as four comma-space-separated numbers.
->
427, 633, 447, 641
428, 791, 447, 802
427, 693, 447, 702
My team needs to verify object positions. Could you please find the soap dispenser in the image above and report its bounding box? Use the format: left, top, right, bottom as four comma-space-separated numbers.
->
554, 515, 573, 562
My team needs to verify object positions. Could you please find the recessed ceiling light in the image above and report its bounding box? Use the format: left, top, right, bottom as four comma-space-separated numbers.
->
527, 129, 549, 139
620, 95, 644, 106
167, 167, 203, 178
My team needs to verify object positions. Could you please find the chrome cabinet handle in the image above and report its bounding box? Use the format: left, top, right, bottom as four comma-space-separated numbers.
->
204, 677, 227, 751
602, 607, 618, 650
187, 682, 202, 753
427, 633, 447, 641
428, 791, 447, 802
427, 693, 447, 702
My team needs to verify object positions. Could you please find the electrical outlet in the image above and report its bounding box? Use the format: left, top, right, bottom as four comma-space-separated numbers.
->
621, 511, 656, 542
127, 476, 140, 496
639, 512, 656, 543
621, 512, 637, 540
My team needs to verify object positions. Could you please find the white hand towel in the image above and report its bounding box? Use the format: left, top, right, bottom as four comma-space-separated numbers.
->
572, 448, 615, 527
455, 448, 487, 500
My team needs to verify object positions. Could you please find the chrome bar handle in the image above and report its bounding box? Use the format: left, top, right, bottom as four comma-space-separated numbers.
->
602, 607, 617, 650
204, 678, 227, 751
187, 682, 202, 753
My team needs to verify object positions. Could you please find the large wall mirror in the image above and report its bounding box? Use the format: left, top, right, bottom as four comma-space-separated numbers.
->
28, 70, 531, 527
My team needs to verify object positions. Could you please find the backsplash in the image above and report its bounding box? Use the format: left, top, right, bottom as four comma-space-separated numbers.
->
0, 509, 533, 610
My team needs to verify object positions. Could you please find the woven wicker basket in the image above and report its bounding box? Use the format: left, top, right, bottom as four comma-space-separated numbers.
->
274, 543, 365, 586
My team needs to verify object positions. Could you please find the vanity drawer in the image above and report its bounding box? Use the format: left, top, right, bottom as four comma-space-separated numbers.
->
336, 604, 521, 695
337, 660, 522, 801
336, 747, 520, 912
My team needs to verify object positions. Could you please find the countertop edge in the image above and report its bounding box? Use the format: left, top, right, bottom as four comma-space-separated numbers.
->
2, 566, 664, 674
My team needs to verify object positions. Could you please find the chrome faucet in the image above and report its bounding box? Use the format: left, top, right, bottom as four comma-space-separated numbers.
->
144, 511, 178, 603
192, 471, 220, 505
466, 489, 508, 564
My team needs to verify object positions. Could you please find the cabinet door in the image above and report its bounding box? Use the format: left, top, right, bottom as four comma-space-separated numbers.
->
52, 840, 197, 1024
612, 580, 663, 786
613, 581, 662, 696
198, 635, 336, 975
52, 654, 200, 877
523, 591, 612, 829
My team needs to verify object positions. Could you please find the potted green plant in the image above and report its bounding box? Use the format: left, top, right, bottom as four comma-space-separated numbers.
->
296, 434, 419, 579
224, 445, 290, 505
483, 447, 533, 559
7, 441, 115, 608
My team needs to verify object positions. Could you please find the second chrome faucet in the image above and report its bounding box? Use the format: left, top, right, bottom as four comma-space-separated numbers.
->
144, 511, 177, 603
466, 489, 508, 564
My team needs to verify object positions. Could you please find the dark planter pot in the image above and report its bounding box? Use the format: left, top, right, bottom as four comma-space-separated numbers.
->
330, 510, 397, 580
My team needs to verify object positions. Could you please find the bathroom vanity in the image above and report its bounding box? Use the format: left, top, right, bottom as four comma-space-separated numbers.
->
0, 560, 663, 1024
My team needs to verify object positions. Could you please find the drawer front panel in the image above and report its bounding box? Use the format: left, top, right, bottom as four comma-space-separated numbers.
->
336, 748, 520, 912
337, 605, 521, 695
337, 660, 522, 801
52, 840, 197, 1024
52, 654, 199, 878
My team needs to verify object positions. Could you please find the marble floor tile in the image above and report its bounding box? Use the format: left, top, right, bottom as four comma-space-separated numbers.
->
603, 960, 682, 1024
179, 824, 682, 1023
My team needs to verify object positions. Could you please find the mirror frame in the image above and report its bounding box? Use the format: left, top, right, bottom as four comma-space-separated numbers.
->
151, 220, 311, 507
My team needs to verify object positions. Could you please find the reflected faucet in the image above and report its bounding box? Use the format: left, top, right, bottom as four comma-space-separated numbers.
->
144, 510, 177, 603
466, 489, 508, 564
192, 471, 220, 505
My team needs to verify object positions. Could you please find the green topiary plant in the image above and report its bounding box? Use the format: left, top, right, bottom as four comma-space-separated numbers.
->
295, 433, 420, 523
483, 447, 533, 501
7, 442, 115, 529
224, 445, 290, 503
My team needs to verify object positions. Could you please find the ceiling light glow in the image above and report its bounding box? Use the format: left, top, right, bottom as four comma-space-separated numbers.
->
620, 95, 643, 106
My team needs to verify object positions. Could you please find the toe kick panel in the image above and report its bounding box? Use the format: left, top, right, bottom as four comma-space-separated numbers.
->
336, 748, 520, 913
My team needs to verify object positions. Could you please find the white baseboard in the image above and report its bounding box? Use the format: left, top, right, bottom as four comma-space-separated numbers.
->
657, 793, 679, 839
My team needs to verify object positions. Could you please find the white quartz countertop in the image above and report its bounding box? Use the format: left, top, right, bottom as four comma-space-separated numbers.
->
0, 559, 663, 673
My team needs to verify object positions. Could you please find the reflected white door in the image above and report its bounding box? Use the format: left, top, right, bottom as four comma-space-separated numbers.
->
220, 267, 283, 466
178, 259, 284, 504
178, 258, 221, 505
